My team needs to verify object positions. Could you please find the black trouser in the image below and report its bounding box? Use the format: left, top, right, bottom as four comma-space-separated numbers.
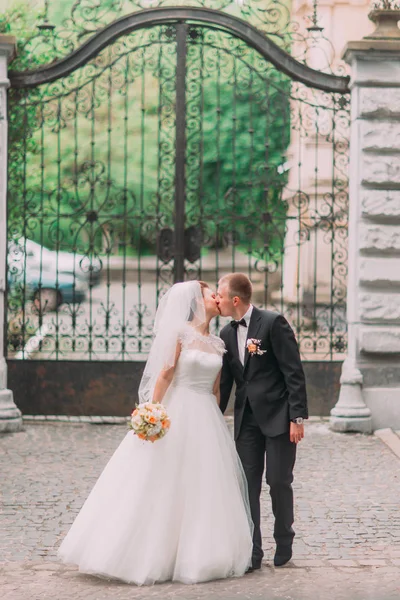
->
236, 401, 296, 564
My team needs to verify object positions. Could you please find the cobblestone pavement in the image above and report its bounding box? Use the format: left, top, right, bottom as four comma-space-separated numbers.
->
1, 420, 400, 599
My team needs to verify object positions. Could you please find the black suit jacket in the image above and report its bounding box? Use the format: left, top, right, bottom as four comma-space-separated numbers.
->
220, 307, 308, 439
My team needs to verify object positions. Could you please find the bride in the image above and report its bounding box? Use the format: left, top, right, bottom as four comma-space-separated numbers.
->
58, 280, 253, 585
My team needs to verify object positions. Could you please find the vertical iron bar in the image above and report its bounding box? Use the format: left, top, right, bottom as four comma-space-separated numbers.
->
138, 45, 146, 352
55, 97, 62, 360
247, 52, 254, 280
174, 22, 188, 284
313, 105, 319, 354
39, 103, 45, 345
279, 84, 289, 316
72, 91, 79, 353
106, 47, 113, 357
122, 53, 129, 358
213, 45, 222, 334
296, 103, 303, 347
21, 92, 28, 356
263, 78, 271, 309
215, 46, 221, 290
330, 98, 337, 360
155, 29, 163, 304
88, 79, 96, 360
231, 57, 237, 273
198, 30, 205, 280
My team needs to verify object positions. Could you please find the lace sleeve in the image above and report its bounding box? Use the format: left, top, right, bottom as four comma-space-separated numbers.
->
178, 327, 196, 349
210, 335, 227, 357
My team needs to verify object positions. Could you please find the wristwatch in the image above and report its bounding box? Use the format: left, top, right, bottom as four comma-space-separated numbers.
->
291, 417, 304, 425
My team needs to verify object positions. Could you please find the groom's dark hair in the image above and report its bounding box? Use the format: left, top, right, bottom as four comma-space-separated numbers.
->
219, 273, 252, 303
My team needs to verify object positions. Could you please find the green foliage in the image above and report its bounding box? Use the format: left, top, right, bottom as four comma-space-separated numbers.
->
199, 74, 290, 259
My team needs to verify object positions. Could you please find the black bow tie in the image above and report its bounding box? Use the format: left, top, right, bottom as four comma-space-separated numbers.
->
230, 318, 247, 330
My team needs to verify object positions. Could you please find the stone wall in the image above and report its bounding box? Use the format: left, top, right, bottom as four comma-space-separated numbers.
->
331, 12, 400, 432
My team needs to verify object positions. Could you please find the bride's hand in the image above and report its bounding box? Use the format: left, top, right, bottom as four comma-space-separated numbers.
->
213, 371, 221, 406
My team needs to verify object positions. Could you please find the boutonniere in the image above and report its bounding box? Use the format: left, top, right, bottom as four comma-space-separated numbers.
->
246, 338, 266, 356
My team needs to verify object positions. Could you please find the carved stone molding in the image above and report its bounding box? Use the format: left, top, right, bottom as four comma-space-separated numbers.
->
360, 88, 400, 119
361, 191, 400, 220
360, 293, 400, 321
366, 8, 400, 41
362, 155, 400, 187
360, 326, 400, 353
360, 257, 400, 286
361, 121, 400, 153
359, 224, 400, 252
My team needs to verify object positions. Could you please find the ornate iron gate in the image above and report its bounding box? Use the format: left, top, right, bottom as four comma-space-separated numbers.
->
5, 5, 350, 415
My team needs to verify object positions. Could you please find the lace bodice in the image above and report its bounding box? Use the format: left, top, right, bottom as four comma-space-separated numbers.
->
179, 326, 226, 356
172, 327, 226, 394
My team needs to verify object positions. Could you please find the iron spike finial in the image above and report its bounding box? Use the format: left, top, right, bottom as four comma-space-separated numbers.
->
307, 0, 324, 32
38, 0, 55, 31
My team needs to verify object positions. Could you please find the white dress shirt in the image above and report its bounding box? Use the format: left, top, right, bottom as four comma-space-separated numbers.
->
237, 304, 253, 365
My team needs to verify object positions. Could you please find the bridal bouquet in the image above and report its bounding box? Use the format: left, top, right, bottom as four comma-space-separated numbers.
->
129, 403, 171, 442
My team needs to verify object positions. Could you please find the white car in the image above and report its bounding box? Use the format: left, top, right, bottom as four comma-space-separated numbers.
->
10, 238, 102, 286
8, 240, 91, 311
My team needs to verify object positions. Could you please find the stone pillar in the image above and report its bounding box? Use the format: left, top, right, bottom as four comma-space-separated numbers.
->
0, 35, 22, 433
331, 9, 400, 432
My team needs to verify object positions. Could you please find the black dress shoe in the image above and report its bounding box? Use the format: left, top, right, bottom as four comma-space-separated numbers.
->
246, 561, 262, 574
274, 545, 292, 567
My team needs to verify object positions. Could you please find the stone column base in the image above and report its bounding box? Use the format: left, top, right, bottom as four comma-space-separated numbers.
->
330, 358, 372, 434
330, 414, 373, 434
0, 389, 23, 433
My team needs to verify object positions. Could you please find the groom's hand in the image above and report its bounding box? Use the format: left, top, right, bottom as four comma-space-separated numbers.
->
290, 422, 305, 444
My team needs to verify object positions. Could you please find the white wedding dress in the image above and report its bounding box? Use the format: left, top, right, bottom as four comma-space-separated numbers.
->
58, 327, 253, 585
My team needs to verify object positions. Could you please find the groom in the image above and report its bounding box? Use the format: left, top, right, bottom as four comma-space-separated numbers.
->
216, 273, 308, 571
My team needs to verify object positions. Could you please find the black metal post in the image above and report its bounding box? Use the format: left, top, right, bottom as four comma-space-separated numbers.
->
174, 22, 188, 283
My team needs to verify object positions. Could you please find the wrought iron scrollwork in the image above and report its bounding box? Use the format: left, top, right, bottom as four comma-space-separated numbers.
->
8, 1, 348, 80
6, 11, 349, 362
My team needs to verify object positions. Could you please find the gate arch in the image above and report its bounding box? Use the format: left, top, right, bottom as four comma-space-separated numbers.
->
9, 7, 349, 93
6, 7, 350, 415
